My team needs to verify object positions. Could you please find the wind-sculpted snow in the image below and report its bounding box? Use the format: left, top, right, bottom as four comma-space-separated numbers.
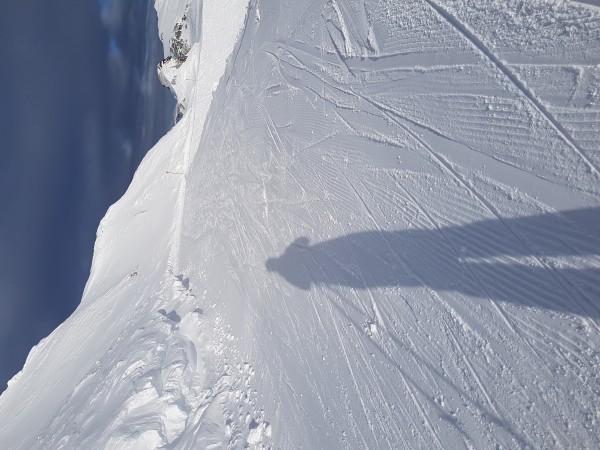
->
1, 0, 600, 448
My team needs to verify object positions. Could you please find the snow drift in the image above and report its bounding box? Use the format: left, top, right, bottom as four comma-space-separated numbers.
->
1, 0, 600, 448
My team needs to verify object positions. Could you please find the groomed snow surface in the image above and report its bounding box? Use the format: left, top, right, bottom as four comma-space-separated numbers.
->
1, 0, 600, 448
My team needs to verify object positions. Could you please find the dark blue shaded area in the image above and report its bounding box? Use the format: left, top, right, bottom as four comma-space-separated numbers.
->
0, 0, 174, 391
267, 208, 600, 317
108, 37, 118, 55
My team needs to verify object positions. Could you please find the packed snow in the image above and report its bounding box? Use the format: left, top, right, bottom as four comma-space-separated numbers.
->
1, 0, 599, 448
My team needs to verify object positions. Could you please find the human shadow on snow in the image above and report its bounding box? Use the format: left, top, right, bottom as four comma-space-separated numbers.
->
266, 207, 600, 317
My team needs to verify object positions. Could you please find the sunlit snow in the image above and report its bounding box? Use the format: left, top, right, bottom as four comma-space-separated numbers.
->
1, 0, 599, 448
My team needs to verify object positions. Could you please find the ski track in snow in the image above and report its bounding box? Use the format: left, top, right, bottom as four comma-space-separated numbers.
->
180, 0, 600, 447
1, 0, 600, 448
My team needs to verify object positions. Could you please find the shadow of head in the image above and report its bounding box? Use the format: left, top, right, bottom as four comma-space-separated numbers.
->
265, 238, 312, 290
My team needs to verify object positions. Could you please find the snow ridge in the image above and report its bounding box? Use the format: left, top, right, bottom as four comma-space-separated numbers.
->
0, 0, 266, 448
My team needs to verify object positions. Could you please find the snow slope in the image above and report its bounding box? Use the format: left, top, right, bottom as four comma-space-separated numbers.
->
1, 0, 600, 448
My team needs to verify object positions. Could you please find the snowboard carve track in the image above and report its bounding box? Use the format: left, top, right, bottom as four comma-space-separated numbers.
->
422, 0, 600, 177
362, 92, 600, 324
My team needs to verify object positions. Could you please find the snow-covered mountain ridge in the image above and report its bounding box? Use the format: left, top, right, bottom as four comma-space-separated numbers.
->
1, 0, 600, 448
0, 0, 256, 447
